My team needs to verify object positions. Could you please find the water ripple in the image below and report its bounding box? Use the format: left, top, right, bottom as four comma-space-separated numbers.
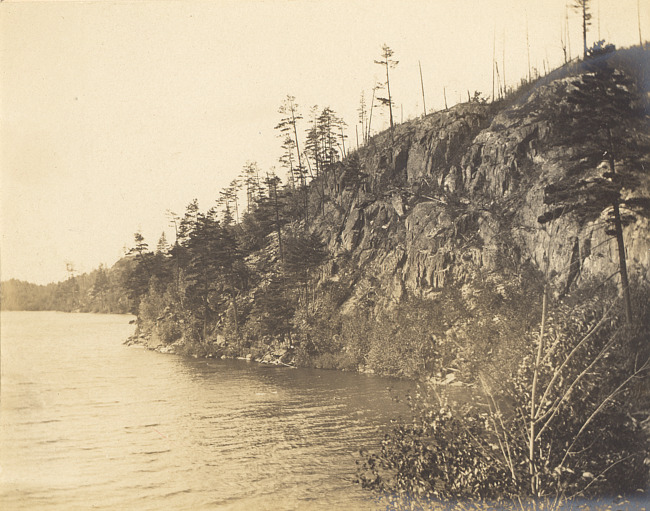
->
1, 311, 413, 511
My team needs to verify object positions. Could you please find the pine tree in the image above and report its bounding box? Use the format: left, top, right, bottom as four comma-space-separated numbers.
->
124, 232, 153, 313
275, 95, 304, 181
177, 199, 199, 246
305, 106, 322, 178
264, 171, 285, 263
284, 233, 327, 313
358, 91, 367, 145
538, 57, 650, 322
374, 44, 398, 131
366, 82, 382, 141
156, 232, 169, 254
217, 180, 241, 224
183, 208, 239, 342
240, 161, 262, 214
278, 134, 297, 189
317, 107, 341, 168
573, 0, 592, 59
91, 264, 110, 312
249, 273, 294, 343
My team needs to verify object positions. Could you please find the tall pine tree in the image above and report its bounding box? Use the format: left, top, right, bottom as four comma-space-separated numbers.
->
538, 55, 650, 322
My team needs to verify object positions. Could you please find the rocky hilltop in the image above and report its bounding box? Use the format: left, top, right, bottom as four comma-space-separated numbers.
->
313, 58, 649, 316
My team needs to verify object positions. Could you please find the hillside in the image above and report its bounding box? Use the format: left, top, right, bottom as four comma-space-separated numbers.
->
124, 47, 649, 381
314, 51, 649, 307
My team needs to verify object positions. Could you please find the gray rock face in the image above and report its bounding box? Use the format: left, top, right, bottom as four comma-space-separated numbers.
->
314, 75, 649, 310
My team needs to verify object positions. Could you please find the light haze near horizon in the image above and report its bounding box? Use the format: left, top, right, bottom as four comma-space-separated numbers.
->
1, 0, 648, 285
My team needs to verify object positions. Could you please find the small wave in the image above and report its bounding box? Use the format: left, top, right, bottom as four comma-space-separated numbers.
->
19, 418, 61, 425
37, 438, 67, 445
123, 423, 161, 430
135, 449, 172, 455
89, 400, 121, 407
159, 489, 192, 498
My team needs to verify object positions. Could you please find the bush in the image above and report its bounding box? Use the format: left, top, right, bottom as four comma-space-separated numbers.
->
311, 351, 358, 371
340, 309, 373, 366
357, 395, 518, 510
364, 312, 435, 378
357, 283, 650, 509
156, 319, 182, 344
338, 273, 542, 382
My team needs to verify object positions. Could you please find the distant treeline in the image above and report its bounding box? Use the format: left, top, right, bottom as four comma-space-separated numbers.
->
1, 258, 136, 313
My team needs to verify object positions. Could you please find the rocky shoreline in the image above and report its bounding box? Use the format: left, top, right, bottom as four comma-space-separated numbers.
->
123, 332, 297, 366
123, 330, 474, 389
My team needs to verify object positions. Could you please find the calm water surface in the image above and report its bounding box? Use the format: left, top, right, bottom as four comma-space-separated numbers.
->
1, 312, 413, 510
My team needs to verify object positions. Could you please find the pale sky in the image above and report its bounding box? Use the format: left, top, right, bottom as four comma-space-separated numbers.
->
1, 0, 648, 284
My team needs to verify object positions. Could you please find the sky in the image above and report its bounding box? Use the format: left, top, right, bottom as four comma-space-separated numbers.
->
1, 0, 648, 285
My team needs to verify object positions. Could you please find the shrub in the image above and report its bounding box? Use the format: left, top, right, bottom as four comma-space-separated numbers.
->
357, 395, 518, 510
156, 319, 182, 344
357, 283, 650, 509
311, 351, 358, 371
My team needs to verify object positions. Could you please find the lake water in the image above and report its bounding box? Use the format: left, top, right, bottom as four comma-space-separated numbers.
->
0, 311, 413, 510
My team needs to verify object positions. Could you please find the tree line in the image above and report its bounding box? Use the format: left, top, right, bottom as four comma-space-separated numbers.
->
0, 260, 134, 313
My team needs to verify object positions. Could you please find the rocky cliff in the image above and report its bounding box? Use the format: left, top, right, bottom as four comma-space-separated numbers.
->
310, 50, 650, 317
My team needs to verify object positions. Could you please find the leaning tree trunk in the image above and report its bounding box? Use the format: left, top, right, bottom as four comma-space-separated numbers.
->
607, 141, 632, 324
611, 200, 632, 324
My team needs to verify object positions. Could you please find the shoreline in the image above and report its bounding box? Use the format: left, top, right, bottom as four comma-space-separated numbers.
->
122, 330, 471, 388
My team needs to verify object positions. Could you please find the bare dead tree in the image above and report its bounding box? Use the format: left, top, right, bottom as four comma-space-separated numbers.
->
418, 60, 427, 116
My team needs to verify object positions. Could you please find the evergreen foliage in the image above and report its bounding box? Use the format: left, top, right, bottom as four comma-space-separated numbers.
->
537, 51, 650, 322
